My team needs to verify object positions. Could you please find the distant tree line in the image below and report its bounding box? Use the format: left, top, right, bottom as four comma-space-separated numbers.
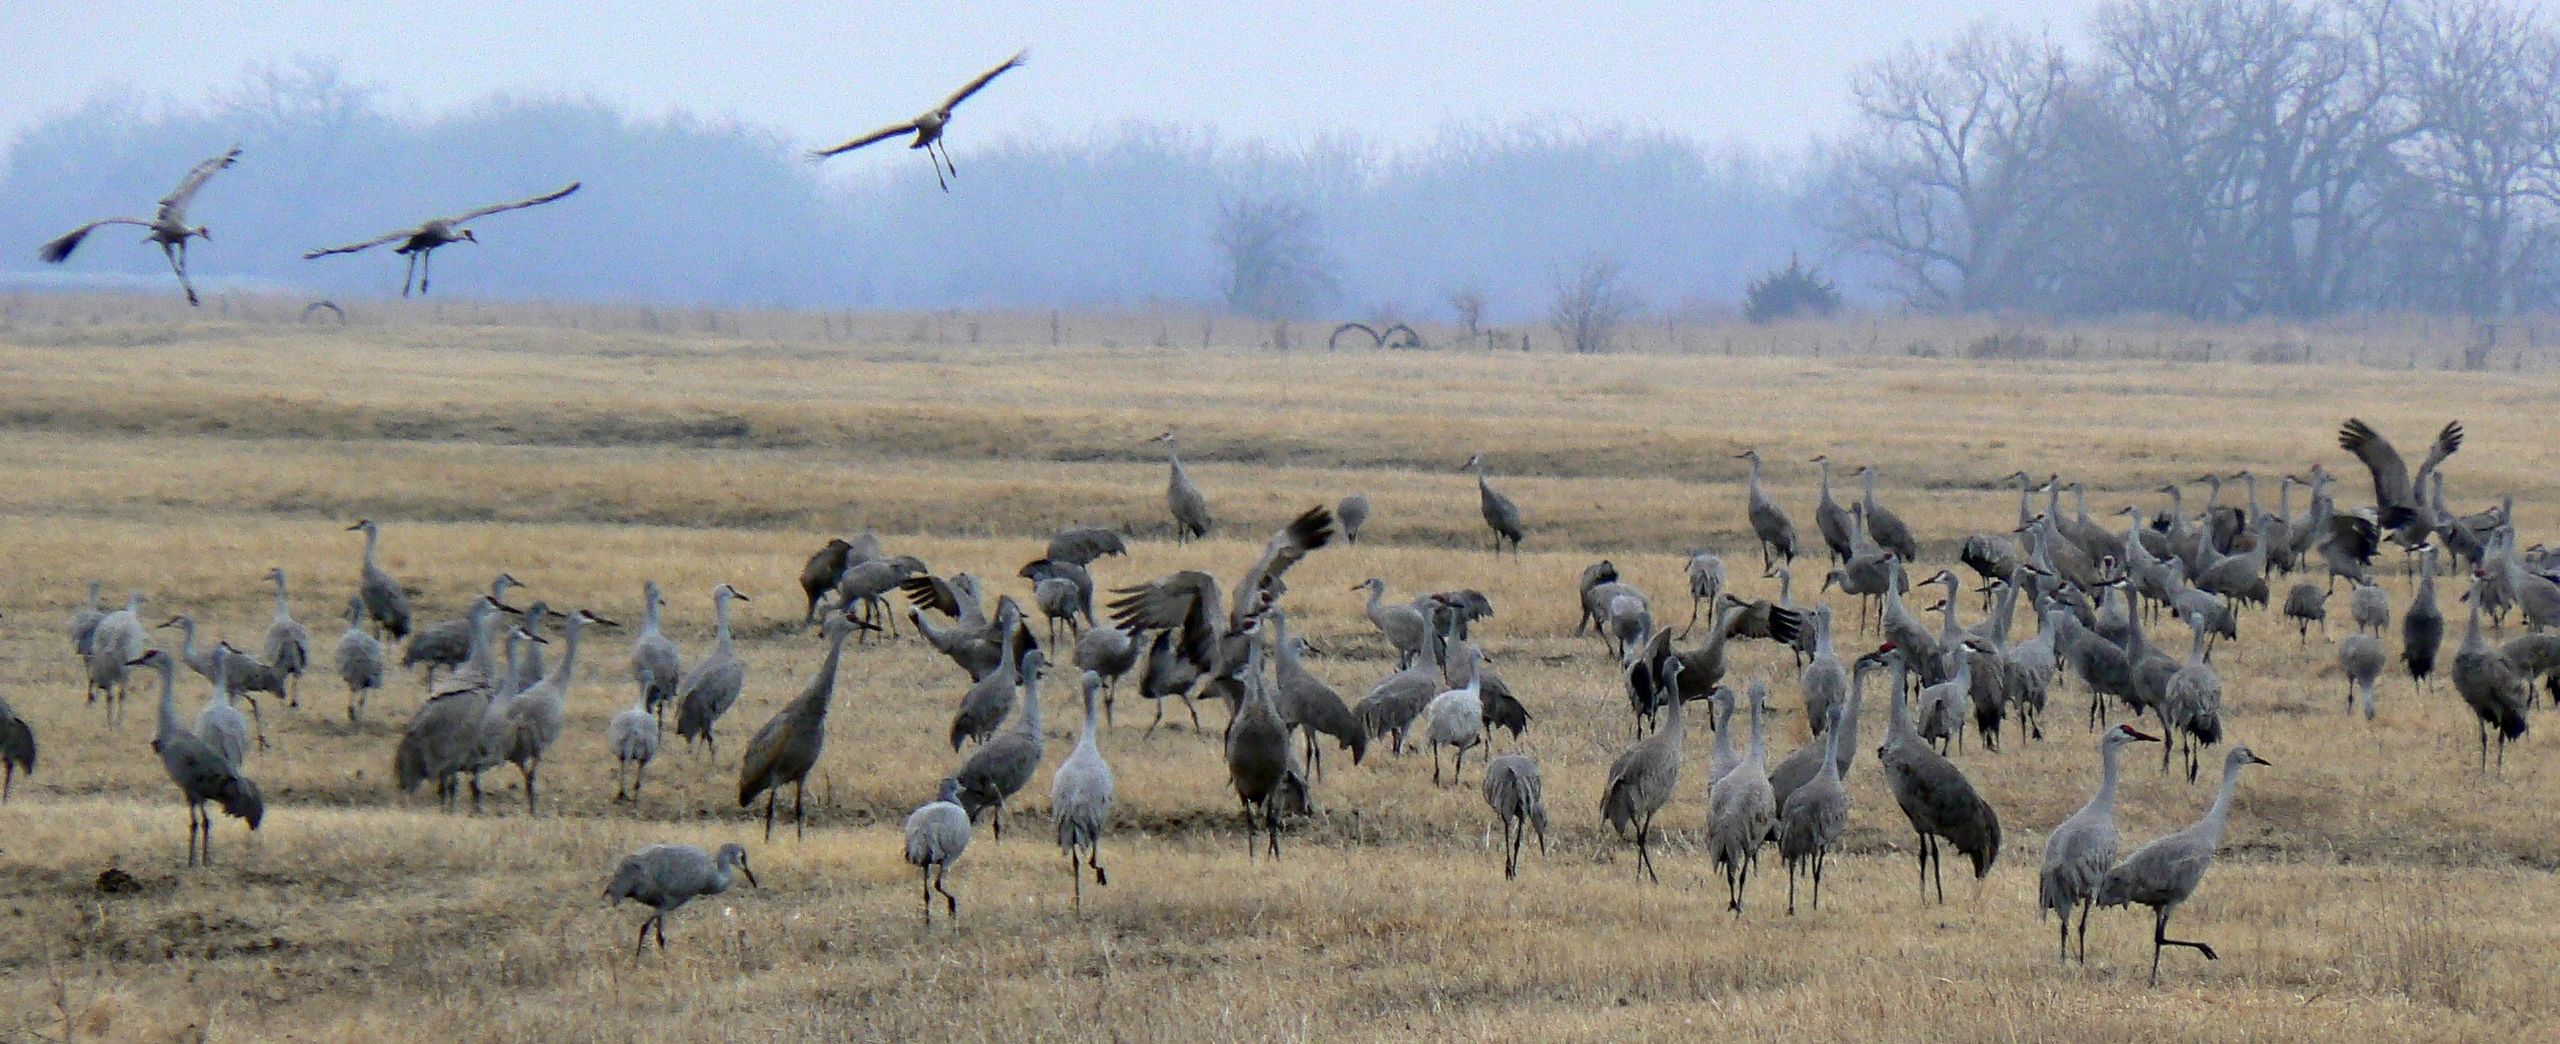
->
1826, 0, 2560, 319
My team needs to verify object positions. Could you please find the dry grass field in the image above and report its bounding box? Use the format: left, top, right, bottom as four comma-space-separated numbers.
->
3, 302, 2560, 1040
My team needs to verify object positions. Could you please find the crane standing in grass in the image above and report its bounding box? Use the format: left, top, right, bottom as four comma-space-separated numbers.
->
603, 842, 755, 958
2099, 745, 2271, 985
1050, 671, 1115, 909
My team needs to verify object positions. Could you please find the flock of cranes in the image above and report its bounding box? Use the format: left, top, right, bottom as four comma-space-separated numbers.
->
37, 51, 1029, 302
11, 412, 2543, 982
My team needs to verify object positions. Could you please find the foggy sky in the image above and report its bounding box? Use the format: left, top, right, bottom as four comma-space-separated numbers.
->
4, 2, 2105, 158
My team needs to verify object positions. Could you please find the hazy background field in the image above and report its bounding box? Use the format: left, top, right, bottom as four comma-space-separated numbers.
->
3, 300, 2558, 1040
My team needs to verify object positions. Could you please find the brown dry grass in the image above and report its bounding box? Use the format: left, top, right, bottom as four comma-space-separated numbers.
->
1, 305, 2557, 1041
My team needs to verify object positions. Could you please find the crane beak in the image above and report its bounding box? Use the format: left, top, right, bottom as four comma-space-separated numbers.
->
2123, 726, 2160, 742
587, 614, 622, 628
2247, 752, 2272, 766
741, 863, 760, 888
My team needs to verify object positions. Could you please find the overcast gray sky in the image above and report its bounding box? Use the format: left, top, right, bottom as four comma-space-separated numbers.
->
5, 2, 2103, 156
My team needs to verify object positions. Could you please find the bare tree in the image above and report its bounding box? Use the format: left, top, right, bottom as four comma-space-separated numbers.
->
1448, 288, 1487, 346
1213, 194, 1340, 319
1549, 256, 1639, 354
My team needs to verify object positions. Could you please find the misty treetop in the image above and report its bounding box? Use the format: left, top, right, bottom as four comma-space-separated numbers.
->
0, 61, 1809, 320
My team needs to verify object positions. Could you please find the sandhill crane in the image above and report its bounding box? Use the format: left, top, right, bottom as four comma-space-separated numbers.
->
1463, 452, 1525, 555
303, 181, 580, 296
2348, 579, 2389, 635
1051, 671, 1115, 909
627, 581, 682, 718
1139, 628, 1207, 738
1735, 450, 1797, 573
0, 693, 33, 801
2451, 590, 2529, 771
2338, 418, 2463, 559
1577, 560, 1622, 637
1601, 660, 1687, 883
500, 609, 613, 814
1583, 574, 1648, 653
2406, 548, 2446, 695
2163, 616, 2225, 782
1334, 493, 1373, 544
393, 597, 512, 810
195, 647, 251, 770
1773, 651, 1876, 815
1047, 526, 1129, 566
677, 584, 750, 756
1355, 653, 1440, 754
1481, 753, 1547, 880
2282, 583, 2328, 642
1703, 686, 1741, 786
1917, 638, 1982, 756
132, 650, 263, 865
1778, 704, 1850, 915
798, 538, 856, 624
1031, 577, 1084, 644
1425, 657, 1488, 785
603, 842, 755, 958
739, 610, 868, 840
1811, 456, 1857, 563
1710, 681, 1776, 915
955, 648, 1050, 839
1354, 578, 1429, 667
1682, 550, 1728, 637
86, 593, 148, 724
333, 596, 384, 722
1074, 623, 1140, 721
1109, 506, 1334, 681
66, 580, 104, 661
404, 573, 524, 689
609, 668, 660, 803
2040, 724, 2159, 963
1877, 648, 2002, 904
39, 145, 239, 305
1267, 611, 1366, 777
1225, 624, 1292, 859
810, 49, 1027, 190
1443, 638, 1529, 747
461, 627, 539, 810
254, 567, 310, 706
1155, 430, 1213, 543
1858, 465, 1920, 563
2099, 745, 2271, 985
2340, 633, 2386, 719
949, 622, 1027, 751
346, 520, 413, 640
1606, 593, 1653, 657
1020, 556, 1095, 626
904, 778, 972, 925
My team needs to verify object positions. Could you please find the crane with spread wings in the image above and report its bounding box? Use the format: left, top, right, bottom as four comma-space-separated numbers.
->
39, 145, 242, 306
810, 50, 1026, 191
303, 181, 582, 296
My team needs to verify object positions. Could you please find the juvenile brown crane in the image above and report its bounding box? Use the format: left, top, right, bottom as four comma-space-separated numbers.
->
39, 145, 240, 305
738, 610, 868, 840
303, 182, 580, 295
1464, 452, 1525, 555
810, 49, 1028, 191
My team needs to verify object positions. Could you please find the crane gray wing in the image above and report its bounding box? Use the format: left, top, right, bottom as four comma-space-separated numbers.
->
157, 145, 243, 222
2405, 421, 2464, 510
448, 181, 582, 224
303, 227, 416, 259
38, 219, 153, 263
2337, 418, 2411, 512
810, 120, 919, 159
942, 49, 1027, 111
1231, 505, 1336, 626
1108, 571, 1221, 667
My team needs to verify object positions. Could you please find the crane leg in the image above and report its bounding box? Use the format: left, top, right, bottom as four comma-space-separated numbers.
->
1812, 849, 1826, 911
919, 866, 934, 925
632, 760, 648, 801
2075, 899, 2094, 963
421, 249, 433, 294
2151, 906, 2217, 985
1070, 850, 1082, 911
763, 790, 777, 843
655, 916, 667, 951
927, 149, 949, 192
1091, 844, 1107, 887
794, 779, 806, 840
1786, 860, 1798, 916
1265, 800, 1282, 860
524, 761, 539, 815
1929, 836, 1947, 904
936, 865, 959, 919
634, 916, 653, 959
403, 252, 418, 297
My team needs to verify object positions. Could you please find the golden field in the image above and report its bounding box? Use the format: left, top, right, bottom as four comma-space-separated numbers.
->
2, 300, 2558, 1040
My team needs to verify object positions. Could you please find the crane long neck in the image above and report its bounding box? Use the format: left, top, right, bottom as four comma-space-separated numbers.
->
1862, 468, 1878, 508
2187, 621, 2210, 664
2016, 479, 2033, 527
1817, 706, 1843, 780
2094, 739, 2125, 810
550, 618, 586, 685
1745, 692, 1766, 763
810, 624, 852, 712
361, 527, 378, 565
153, 661, 181, 740
714, 593, 735, 651
2074, 484, 2090, 522
2463, 595, 2485, 651
2200, 758, 2246, 836
1887, 660, 1914, 741
273, 573, 290, 613
1021, 662, 1046, 735
1817, 460, 1833, 499
1078, 681, 1100, 744
643, 591, 661, 632
1838, 669, 1865, 767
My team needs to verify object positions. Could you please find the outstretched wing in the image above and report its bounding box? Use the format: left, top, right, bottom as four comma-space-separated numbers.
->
1108, 571, 1221, 667
2337, 418, 2411, 513
38, 219, 152, 263
1231, 506, 1335, 625
449, 180, 582, 224
303, 227, 417, 259
158, 145, 242, 222
942, 49, 1027, 111
810, 120, 920, 159
2405, 420, 2464, 514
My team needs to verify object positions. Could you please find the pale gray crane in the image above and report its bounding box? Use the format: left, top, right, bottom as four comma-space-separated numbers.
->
1033, 576, 1084, 645
629, 580, 681, 718
1858, 464, 1920, 563
2348, 578, 2389, 635
1703, 686, 1741, 787
1464, 452, 1525, 555
677, 583, 751, 756
154, 619, 280, 743
1050, 671, 1116, 909
1682, 550, 1728, 639
334, 595, 384, 722
404, 573, 524, 689
954, 649, 1050, 840
810, 49, 1027, 190
195, 647, 251, 770
609, 667, 661, 803
86, 593, 148, 724
347, 520, 413, 640
501, 609, 614, 814
1224, 625, 1292, 859
1772, 652, 1876, 817
0, 692, 33, 801
259, 567, 310, 706
393, 597, 512, 811
39, 145, 239, 305
1601, 660, 1687, 883
2339, 633, 2385, 719
1444, 637, 1529, 747
1424, 657, 1487, 785
2163, 615, 2224, 782
2098, 745, 2272, 985
1709, 680, 1776, 915
1139, 628, 1207, 739
1811, 455, 1857, 563
131, 650, 263, 865
1156, 430, 1213, 543
1577, 560, 1622, 638
2039, 724, 2159, 963
2451, 590, 2529, 771
1606, 593, 1653, 659
66, 580, 104, 661
948, 623, 1026, 751
603, 842, 755, 958
1778, 705, 1850, 915
1735, 449, 1797, 572
1877, 648, 2002, 904
303, 181, 581, 295
2338, 418, 2462, 559
1337, 493, 1372, 543
1019, 557, 1096, 634
507, 602, 554, 693
738, 610, 867, 840
904, 778, 972, 924
1481, 752, 1548, 879
2405, 548, 2445, 695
